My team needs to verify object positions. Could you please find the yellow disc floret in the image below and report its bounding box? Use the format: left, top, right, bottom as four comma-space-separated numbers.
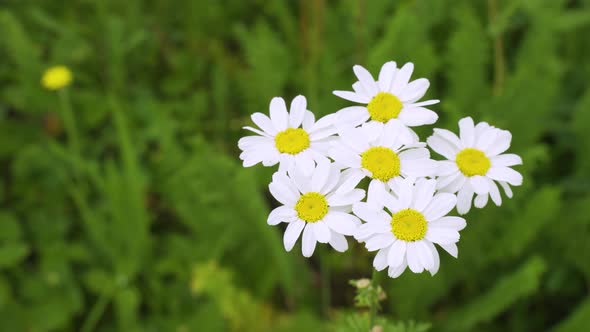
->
41, 65, 73, 90
361, 146, 401, 181
367, 92, 403, 123
295, 192, 329, 223
275, 128, 310, 155
455, 148, 491, 177
391, 209, 428, 242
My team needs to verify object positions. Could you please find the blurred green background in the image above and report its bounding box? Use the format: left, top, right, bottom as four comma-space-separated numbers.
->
1, 0, 590, 331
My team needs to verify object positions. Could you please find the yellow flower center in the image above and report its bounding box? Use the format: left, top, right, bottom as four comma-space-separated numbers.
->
295, 192, 329, 223
41, 65, 73, 90
361, 146, 401, 182
455, 148, 491, 176
391, 209, 427, 242
275, 128, 310, 154
367, 92, 403, 123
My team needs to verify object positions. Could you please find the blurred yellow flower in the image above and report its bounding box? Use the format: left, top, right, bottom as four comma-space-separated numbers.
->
41, 65, 72, 90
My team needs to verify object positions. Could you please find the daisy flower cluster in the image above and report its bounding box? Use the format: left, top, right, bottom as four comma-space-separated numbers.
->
238, 61, 523, 278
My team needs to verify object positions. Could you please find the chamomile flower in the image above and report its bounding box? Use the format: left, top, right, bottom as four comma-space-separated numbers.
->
238, 95, 337, 175
42, 65, 73, 90
354, 179, 465, 278
329, 121, 438, 204
267, 160, 365, 257
427, 117, 523, 214
333, 62, 439, 134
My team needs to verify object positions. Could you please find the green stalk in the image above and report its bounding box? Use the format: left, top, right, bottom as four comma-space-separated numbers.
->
368, 269, 381, 329
80, 288, 112, 332
319, 247, 331, 318
57, 88, 81, 156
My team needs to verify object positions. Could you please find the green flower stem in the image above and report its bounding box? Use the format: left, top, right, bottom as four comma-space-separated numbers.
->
80, 287, 112, 332
319, 247, 331, 318
368, 269, 381, 329
57, 88, 81, 156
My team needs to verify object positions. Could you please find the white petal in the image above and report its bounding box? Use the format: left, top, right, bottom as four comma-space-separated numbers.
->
397, 107, 438, 126
270, 97, 289, 131
425, 227, 460, 245
439, 174, 467, 194
251, 113, 278, 135
353, 65, 379, 96
302, 111, 315, 131
401, 159, 438, 178
474, 193, 489, 208
499, 181, 513, 198
399, 148, 430, 161
269, 181, 298, 206
456, 186, 474, 215
427, 135, 458, 160
429, 216, 466, 231
352, 202, 390, 224
301, 225, 317, 257
334, 169, 365, 194
334, 106, 370, 130
320, 164, 342, 194
458, 117, 475, 147
388, 259, 408, 278
311, 113, 338, 132
492, 154, 523, 167
411, 179, 436, 212
327, 189, 365, 206
268, 206, 297, 225
243, 126, 271, 137
329, 231, 348, 252
373, 248, 389, 271
329, 146, 362, 169
437, 161, 459, 176
313, 221, 331, 243
488, 178, 502, 206
396, 178, 414, 208
387, 240, 406, 268
378, 61, 397, 92
426, 241, 440, 275
406, 242, 424, 273
422, 193, 457, 221
324, 212, 359, 236
365, 233, 395, 251
390, 62, 414, 94
414, 240, 435, 270
356, 224, 390, 243
288, 166, 311, 194
400, 78, 429, 103
288, 95, 307, 128
352, 81, 367, 96
470, 175, 490, 194
237, 135, 270, 150
295, 151, 316, 176
439, 242, 458, 258
333, 90, 371, 103
475, 129, 498, 151
486, 130, 512, 156
432, 128, 462, 149
284, 220, 305, 251
311, 159, 331, 192
367, 180, 389, 208
487, 167, 523, 186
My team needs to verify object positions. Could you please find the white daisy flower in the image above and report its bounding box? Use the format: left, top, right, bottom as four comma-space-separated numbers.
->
353, 179, 465, 278
333, 61, 440, 134
427, 116, 523, 215
238, 95, 337, 175
329, 121, 438, 206
267, 160, 365, 257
